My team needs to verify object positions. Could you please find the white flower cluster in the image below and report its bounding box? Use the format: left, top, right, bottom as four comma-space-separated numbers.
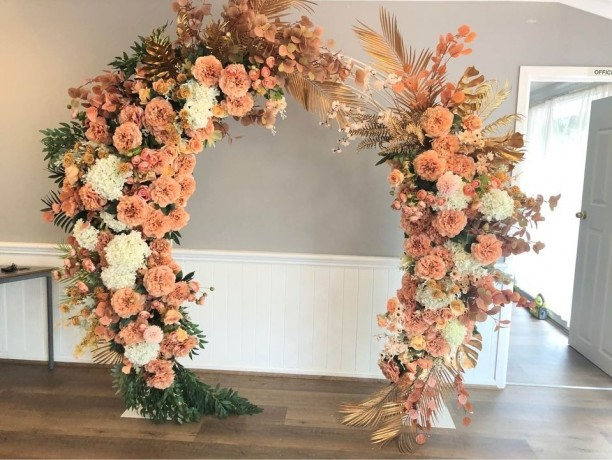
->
446, 241, 486, 278
124, 341, 160, 367
72, 219, 99, 251
100, 211, 129, 233
443, 319, 467, 350
435, 190, 471, 211
415, 281, 457, 310
480, 188, 515, 221
183, 80, 219, 129
100, 231, 150, 290
381, 340, 409, 360
85, 155, 130, 201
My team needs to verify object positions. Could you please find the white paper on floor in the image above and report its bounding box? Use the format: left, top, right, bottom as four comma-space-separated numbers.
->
430, 403, 456, 429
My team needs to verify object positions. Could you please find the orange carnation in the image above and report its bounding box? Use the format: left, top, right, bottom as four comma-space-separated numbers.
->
192, 55, 223, 87
143, 265, 176, 297
414, 255, 447, 280
111, 288, 145, 318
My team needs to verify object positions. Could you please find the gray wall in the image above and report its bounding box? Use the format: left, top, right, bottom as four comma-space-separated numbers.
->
1, 1, 611, 256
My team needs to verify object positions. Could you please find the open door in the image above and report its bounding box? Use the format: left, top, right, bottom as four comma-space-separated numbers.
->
569, 96, 612, 377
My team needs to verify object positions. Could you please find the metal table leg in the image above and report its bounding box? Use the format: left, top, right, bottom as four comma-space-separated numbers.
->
46, 274, 54, 371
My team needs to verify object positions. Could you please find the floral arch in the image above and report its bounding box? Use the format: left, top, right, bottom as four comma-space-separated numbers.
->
41, 0, 555, 453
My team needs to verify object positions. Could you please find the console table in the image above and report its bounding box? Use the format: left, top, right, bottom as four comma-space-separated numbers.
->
0, 266, 55, 370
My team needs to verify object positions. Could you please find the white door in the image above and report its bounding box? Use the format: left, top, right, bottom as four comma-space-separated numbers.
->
569, 96, 612, 377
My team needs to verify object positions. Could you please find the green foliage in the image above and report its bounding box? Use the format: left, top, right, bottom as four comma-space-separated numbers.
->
40, 122, 85, 164
108, 35, 148, 77
113, 363, 262, 423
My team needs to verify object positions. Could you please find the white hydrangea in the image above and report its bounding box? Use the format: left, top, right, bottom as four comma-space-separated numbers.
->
480, 189, 515, 221
415, 282, 457, 310
72, 219, 99, 251
183, 80, 219, 129
124, 342, 160, 367
443, 319, 468, 350
100, 231, 150, 290
104, 231, 151, 272
100, 265, 137, 290
434, 190, 471, 211
446, 241, 487, 278
85, 155, 131, 201
100, 211, 129, 233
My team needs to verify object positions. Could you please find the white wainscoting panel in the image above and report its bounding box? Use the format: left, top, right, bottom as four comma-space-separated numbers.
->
0, 242, 509, 386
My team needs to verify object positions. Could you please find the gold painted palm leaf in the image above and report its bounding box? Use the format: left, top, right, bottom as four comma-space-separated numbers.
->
91, 340, 123, 366
251, 0, 315, 18
141, 30, 181, 80
285, 73, 366, 128
457, 332, 483, 370
354, 7, 431, 75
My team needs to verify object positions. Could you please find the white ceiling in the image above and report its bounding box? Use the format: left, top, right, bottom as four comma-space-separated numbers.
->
322, 0, 612, 21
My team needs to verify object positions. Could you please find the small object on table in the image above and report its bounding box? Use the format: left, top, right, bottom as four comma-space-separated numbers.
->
0, 266, 55, 370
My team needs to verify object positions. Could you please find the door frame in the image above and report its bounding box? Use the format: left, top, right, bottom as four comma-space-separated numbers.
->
498, 66, 612, 386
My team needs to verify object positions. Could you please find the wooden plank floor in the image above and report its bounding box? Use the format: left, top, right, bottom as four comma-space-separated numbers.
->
1, 308, 611, 458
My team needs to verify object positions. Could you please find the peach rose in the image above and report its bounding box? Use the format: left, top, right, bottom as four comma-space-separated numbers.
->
432, 210, 468, 238
388, 169, 405, 187
163, 308, 183, 325
117, 322, 144, 345
414, 254, 447, 280
64, 165, 80, 186
145, 358, 175, 390
150, 176, 181, 207
117, 195, 149, 227
143, 265, 176, 297
85, 118, 111, 145
173, 336, 197, 357
426, 333, 451, 358
420, 106, 454, 138
462, 114, 483, 131
410, 335, 427, 351
471, 233, 502, 265
144, 97, 175, 129
78, 183, 107, 211
219, 64, 251, 98
118, 105, 144, 127
150, 239, 172, 257
164, 281, 190, 307
413, 150, 447, 181
223, 94, 254, 117
168, 207, 190, 231
111, 288, 145, 318
142, 208, 172, 239
432, 135, 460, 157
404, 234, 432, 258
113, 122, 142, 153
173, 154, 196, 176
448, 154, 476, 180
403, 311, 429, 336
177, 174, 196, 203
430, 246, 453, 269
192, 55, 223, 87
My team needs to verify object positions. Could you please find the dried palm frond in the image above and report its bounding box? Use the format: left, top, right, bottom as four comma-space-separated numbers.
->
340, 360, 462, 453
141, 28, 181, 80
481, 114, 523, 136
483, 131, 525, 164
91, 340, 123, 366
251, 0, 315, 18
339, 383, 400, 427
285, 73, 366, 127
354, 7, 431, 75
476, 81, 511, 120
